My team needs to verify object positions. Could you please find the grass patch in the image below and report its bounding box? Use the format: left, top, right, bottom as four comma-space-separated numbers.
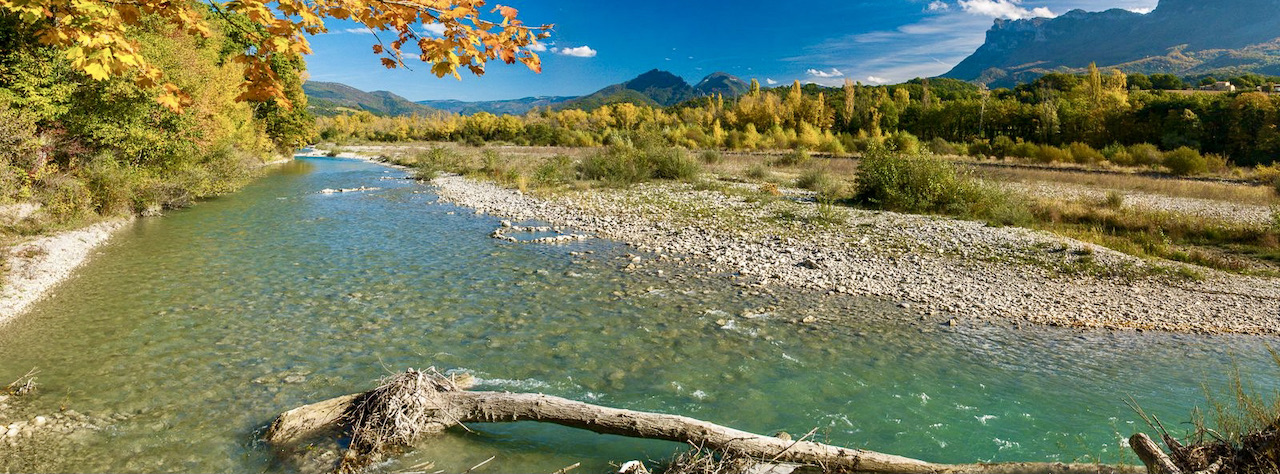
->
853, 148, 1029, 225
1029, 199, 1280, 275
770, 148, 811, 167
796, 166, 841, 198
852, 147, 1280, 275
977, 166, 1278, 207
578, 142, 700, 187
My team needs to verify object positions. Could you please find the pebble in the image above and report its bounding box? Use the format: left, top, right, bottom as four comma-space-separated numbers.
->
427, 172, 1280, 335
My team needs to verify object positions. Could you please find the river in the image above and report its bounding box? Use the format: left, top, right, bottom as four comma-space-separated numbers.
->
1, 156, 1277, 472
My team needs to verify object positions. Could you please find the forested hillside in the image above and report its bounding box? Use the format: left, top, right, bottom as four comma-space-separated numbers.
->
0, 9, 313, 231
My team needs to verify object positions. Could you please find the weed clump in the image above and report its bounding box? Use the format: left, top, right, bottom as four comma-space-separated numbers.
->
796, 167, 840, 198
745, 164, 770, 180
854, 148, 1026, 224
771, 148, 811, 167
578, 140, 700, 186
407, 147, 469, 179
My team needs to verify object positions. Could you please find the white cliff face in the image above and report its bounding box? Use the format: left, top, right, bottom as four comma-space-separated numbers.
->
945, 0, 1280, 86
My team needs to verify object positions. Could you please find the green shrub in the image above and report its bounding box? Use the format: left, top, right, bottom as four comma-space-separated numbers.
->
533, 155, 575, 186
854, 149, 1027, 224
746, 164, 770, 180
796, 167, 840, 197
1068, 142, 1104, 165
884, 131, 920, 154
82, 154, 140, 216
1164, 146, 1208, 176
1205, 153, 1229, 173
410, 147, 469, 179
968, 139, 993, 158
1128, 143, 1164, 167
928, 137, 958, 155
855, 150, 961, 212
771, 148, 811, 167
577, 143, 699, 186
1010, 141, 1039, 159
817, 136, 846, 155
578, 147, 650, 186
1035, 145, 1072, 164
700, 150, 723, 165
648, 147, 700, 181
991, 135, 1017, 158
40, 175, 94, 222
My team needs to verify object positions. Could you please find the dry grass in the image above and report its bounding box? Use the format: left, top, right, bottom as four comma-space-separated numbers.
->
978, 167, 1278, 206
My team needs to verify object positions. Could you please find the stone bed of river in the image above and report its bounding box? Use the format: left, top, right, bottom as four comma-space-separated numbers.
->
1, 156, 1278, 473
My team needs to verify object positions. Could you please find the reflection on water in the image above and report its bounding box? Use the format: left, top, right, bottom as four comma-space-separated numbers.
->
0, 156, 1276, 473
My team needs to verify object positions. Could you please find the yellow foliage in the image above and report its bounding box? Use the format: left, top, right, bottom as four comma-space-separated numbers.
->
0, 0, 551, 112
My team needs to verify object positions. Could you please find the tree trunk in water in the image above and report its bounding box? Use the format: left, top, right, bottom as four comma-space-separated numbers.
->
265, 370, 1143, 474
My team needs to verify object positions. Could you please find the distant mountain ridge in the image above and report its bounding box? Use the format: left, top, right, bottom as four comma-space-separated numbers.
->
558, 69, 750, 110
303, 81, 435, 116
308, 70, 749, 117
417, 96, 575, 115
944, 0, 1280, 86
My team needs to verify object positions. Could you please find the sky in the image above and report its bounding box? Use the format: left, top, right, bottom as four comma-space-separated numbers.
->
303, 0, 1160, 102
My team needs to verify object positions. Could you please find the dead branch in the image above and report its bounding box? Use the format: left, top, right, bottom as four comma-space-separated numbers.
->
266, 369, 1143, 474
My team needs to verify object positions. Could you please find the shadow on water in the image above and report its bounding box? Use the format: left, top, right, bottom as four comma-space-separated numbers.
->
0, 156, 1277, 473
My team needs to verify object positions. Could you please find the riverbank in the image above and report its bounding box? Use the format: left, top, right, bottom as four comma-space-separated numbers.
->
0, 218, 131, 325
427, 172, 1280, 335
0, 156, 295, 326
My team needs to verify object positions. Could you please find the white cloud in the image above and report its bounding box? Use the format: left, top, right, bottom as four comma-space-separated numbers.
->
527, 42, 548, 52
866, 76, 888, 84
553, 45, 597, 58
421, 23, 446, 36
957, 0, 1054, 20
1128, 7, 1153, 14
927, 1, 950, 12
765, 78, 778, 85
343, 28, 375, 35
806, 68, 844, 78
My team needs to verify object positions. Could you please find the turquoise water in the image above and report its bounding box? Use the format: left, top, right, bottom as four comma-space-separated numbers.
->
1, 156, 1278, 472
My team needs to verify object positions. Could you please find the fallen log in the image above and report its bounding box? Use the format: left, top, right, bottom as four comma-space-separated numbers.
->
265, 369, 1144, 474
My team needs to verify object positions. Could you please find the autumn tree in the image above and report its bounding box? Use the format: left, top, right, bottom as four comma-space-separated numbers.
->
0, 0, 551, 111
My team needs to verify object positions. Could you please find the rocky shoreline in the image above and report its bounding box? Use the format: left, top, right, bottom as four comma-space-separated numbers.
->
0, 219, 130, 325
429, 173, 1280, 335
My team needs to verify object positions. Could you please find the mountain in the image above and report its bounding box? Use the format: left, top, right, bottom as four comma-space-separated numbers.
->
305, 70, 749, 117
302, 81, 436, 117
944, 0, 1280, 87
558, 70, 748, 110
694, 72, 751, 97
416, 96, 575, 115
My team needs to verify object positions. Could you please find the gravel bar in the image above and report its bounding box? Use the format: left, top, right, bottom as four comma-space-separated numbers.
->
431, 174, 1280, 335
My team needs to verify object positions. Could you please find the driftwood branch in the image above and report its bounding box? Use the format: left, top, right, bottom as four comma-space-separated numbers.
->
1129, 433, 1180, 474
265, 369, 1144, 474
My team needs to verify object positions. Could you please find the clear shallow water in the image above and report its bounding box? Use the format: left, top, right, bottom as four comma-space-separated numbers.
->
1, 156, 1278, 472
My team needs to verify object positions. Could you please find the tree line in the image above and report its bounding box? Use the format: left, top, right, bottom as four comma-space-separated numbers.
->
319, 64, 1280, 174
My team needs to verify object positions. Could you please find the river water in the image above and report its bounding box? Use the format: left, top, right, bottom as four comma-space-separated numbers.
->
1, 156, 1278, 472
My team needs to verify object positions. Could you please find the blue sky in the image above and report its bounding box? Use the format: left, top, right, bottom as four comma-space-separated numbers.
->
303, 0, 1159, 102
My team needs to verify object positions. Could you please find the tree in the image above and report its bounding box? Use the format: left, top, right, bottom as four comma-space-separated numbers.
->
1148, 74, 1185, 91
0, 0, 551, 112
